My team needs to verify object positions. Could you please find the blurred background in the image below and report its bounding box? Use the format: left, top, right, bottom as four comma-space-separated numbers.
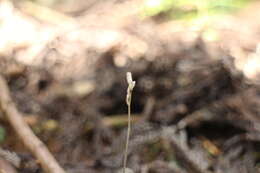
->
1, 0, 260, 172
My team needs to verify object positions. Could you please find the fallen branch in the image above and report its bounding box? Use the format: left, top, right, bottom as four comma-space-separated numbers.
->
0, 75, 66, 173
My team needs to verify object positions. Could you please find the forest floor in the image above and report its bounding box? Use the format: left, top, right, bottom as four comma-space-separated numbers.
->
1, 0, 260, 172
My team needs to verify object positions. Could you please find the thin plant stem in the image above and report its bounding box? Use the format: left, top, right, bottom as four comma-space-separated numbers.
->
123, 102, 131, 173
123, 72, 135, 173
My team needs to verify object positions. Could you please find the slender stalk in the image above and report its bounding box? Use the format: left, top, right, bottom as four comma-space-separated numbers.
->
123, 102, 131, 173
123, 72, 135, 173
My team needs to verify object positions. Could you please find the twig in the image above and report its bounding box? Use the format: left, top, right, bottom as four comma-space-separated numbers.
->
0, 157, 17, 173
163, 127, 211, 173
0, 148, 20, 168
0, 75, 66, 173
102, 114, 140, 127
123, 72, 136, 173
